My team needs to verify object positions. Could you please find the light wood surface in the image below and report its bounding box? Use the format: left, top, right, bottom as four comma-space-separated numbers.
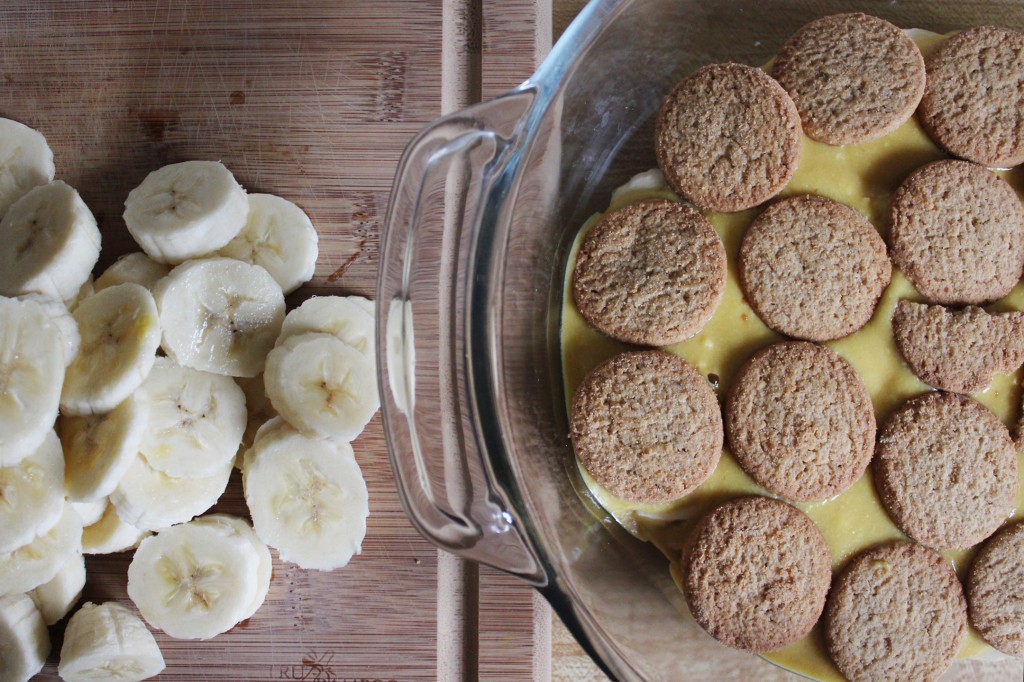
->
0, 2, 547, 679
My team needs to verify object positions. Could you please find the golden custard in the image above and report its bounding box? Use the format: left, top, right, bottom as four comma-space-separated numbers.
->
560, 33, 1024, 682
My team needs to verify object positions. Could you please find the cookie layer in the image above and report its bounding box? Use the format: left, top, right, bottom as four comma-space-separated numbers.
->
726, 342, 874, 502
826, 541, 967, 682
968, 520, 1024, 657
876, 391, 1017, 550
572, 199, 726, 346
919, 26, 1024, 168
682, 496, 830, 652
569, 350, 722, 504
772, 13, 926, 145
892, 300, 1024, 393
890, 159, 1024, 305
655, 63, 801, 212
739, 194, 891, 341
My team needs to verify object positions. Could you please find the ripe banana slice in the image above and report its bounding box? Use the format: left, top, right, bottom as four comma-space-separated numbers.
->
0, 505, 83, 596
127, 520, 260, 640
264, 332, 379, 441
191, 514, 271, 621
123, 160, 249, 264
59, 393, 149, 502
348, 295, 375, 317
243, 418, 368, 570
59, 601, 165, 682
0, 296, 65, 466
138, 357, 246, 477
0, 593, 50, 682
276, 295, 375, 366
154, 258, 285, 378
0, 117, 55, 217
217, 193, 319, 295
110, 455, 232, 532
29, 551, 85, 625
72, 499, 108, 527
65, 276, 94, 311
0, 430, 65, 554
234, 374, 277, 469
61, 283, 161, 416
0, 180, 101, 301
82, 502, 150, 555
17, 293, 80, 367
95, 252, 170, 293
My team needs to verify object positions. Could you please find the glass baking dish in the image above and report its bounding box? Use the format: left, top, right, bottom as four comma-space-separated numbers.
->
377, 0, 1024, 679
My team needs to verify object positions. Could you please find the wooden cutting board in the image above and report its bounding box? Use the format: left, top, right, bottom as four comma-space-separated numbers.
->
0, 1, 550, 679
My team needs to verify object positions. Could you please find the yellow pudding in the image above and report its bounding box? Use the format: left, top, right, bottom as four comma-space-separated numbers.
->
560, 33, 1024, 682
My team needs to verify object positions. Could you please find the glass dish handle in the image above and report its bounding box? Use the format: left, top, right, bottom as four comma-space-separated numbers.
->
377, 91, 545, 584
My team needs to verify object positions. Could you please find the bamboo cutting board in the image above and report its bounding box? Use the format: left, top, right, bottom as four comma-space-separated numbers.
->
0, 1, 551, 679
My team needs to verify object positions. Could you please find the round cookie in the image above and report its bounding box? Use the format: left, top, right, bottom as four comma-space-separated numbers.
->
889, 159, 1024, 305
655, 63, 802, 212
682, 496, 831, 652
968, 520, 1024, 657
771, 13, 926, 145
572, 199, 726, 346
826, 541, 967, 682
726, 342, 875, 502
892, 299, 1024, 394
919, 26, 1024, 168
739, 194, 891, 341
569, 350, 722, 504
876, 391, 1017, 550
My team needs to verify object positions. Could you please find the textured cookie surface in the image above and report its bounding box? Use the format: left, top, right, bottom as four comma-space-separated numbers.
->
890, 159, 1024, 305
968, 521, 1024, 657
655, 63, 801, 212
572, 200, 726, 346
569, 350, 722, 504
682, 496, 831, 652
826, 541, 967, 682
919, 26, 1024, 167
772, 13, 925, 145
893, 300, 1024, 393
876, 391, 1017, 550
726, 342, 875, 502
739, 194, 891, 341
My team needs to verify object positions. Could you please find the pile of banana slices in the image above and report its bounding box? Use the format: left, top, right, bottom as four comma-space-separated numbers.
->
0, 118, 378, 681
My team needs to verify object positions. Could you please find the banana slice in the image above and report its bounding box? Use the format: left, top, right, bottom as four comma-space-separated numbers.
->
59, 601, 165, 682
243, 417, 368, 570
0, 593, 50, 682
138, 357, 246, 477
59, 393, 149, 502
0, 430, 65, 554
123, 160, 249, 264
348, 295, 375, 317
71, 499, 108, 527
0, 180, 100, 301
61, 283, 161, 416
110, 455, 232, 532
95, 252, 170, 293
217, 193, 319, 294
154, 258, 285, 378
0, 118, 55, 218
127, 520, 260, 640
0, 296, 65, 466
0, 505, 83, 596
17, 293, 80, 366
234, 374, 277, 469
29, 551, 85, 625
82, 502, 150, 555
191, 514, 271, 621
276, 295, 375, 365
264, 332, 379, 441
65, 276, 94, 311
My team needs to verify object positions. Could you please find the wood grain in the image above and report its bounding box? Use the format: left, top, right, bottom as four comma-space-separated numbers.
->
0, 2, 550, 680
